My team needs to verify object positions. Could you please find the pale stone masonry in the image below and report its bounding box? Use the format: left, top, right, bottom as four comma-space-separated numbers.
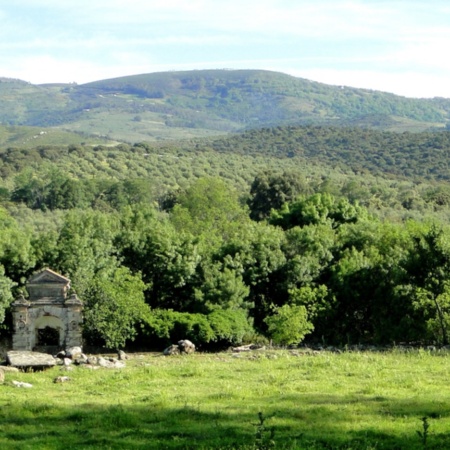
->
11, 269, 83, 351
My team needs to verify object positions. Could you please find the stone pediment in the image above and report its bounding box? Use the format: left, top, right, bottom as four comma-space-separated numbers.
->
27, 269, 71, 301
28, 269, 70, 286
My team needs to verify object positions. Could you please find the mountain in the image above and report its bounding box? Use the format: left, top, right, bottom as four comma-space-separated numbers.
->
1, 70, 450, 142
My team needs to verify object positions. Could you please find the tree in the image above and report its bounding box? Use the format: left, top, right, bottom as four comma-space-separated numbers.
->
193, 256, 250, 313
264, 304, 313, 346
402, 225, 450, 345
11, 170, 48, 210
115, 205, 200, 311
318, 221, 416, 344
0, 207, 36, 281
83, 265, 148, 348
170, 177, 249, 242
52, 209, 119, 281
270, 193, 368, 230
247, 171, 310, 221
0, 264, 16, 324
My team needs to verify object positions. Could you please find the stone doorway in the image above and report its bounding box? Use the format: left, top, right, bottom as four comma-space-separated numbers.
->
37, 326, 60, 346
35, 326, 60, 353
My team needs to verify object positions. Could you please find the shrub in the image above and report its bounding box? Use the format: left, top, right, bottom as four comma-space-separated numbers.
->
264, 304, 313, 346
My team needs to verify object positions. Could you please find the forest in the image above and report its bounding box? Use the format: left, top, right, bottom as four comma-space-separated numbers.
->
1, 124, 450, 350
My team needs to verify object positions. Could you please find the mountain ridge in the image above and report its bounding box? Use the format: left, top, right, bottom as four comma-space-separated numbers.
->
1, 69, 450, 142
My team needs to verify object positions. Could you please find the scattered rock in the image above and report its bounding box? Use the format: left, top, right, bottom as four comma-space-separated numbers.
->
97, 356, 109, 367
86, 356, 98, 365
118, 350, 128, 361
63, 358, 72, 366
0, 366, 19, 373
232, 344, 265, 352
60, 365, 73, 372
96, 356, 125, 368
12, 380, 33, 388
76, 353, 88, 364
54, 376, 71, 383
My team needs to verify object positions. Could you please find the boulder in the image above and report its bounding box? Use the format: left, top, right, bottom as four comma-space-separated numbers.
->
63, 358, 72, 367
118, 350, 128, 361
55, 351, 66, 359
163, 345, 180, 356
6, 351, 57, 369
178, 339, 196, 354
65, 346, 83, 359
76, 353, 88, 364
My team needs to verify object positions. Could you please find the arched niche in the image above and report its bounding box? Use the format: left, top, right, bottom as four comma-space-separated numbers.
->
34, 314, 64, 348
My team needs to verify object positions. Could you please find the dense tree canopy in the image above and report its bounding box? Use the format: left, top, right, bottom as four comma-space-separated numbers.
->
2, 124, 450, 349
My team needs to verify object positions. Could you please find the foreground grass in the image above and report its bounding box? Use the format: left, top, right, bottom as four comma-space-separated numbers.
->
1, 349, 450, 449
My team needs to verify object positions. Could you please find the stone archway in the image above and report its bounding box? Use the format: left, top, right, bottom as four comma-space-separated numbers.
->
11, 268, 83, 351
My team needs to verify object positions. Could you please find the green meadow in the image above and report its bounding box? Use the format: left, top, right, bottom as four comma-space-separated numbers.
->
1, 349, 450, 449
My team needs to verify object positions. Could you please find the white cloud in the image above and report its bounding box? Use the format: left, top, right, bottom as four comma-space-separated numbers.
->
288, 68, 450, 98
2, 1, 450, 97
0, 56, 115, 84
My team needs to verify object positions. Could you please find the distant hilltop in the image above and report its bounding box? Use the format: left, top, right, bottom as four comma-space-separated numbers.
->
1, 69, 450, 142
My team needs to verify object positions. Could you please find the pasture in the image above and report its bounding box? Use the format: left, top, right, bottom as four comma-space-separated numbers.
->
1, 348, 450, 449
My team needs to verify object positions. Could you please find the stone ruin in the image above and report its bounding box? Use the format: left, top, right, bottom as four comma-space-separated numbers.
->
11, 268, 83, 353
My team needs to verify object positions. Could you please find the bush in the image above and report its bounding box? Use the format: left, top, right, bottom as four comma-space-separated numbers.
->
264, 304, 313, 346
145, 308, 253, 347
207, 309, 253, 345
146, 310, 215, 345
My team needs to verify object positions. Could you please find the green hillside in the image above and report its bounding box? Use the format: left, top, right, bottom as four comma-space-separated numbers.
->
0, 124, 117, 148
1, 70, 450, 142
1, 124, 450, 224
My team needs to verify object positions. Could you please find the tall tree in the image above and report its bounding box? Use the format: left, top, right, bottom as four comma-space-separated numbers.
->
402, 225, 450, 345
247, 171, 310, 221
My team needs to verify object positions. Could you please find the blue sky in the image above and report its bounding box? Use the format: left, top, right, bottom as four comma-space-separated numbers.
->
2, 0, 450, 98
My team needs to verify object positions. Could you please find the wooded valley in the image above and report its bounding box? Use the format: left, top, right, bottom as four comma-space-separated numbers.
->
1, 70, 450, 350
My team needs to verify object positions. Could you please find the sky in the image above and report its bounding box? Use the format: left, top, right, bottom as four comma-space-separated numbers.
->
2, 0, 450, 98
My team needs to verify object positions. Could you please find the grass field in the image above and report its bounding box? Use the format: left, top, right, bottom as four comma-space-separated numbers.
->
1, 348, 450, 449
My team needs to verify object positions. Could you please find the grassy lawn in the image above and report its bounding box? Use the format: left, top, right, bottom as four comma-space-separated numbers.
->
1, 349, 450, 449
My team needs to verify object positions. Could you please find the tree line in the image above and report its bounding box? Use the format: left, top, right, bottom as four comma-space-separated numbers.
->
1, 174, 450, 350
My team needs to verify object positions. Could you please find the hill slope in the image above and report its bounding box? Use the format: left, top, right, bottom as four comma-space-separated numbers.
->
1, 70, 450, 142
